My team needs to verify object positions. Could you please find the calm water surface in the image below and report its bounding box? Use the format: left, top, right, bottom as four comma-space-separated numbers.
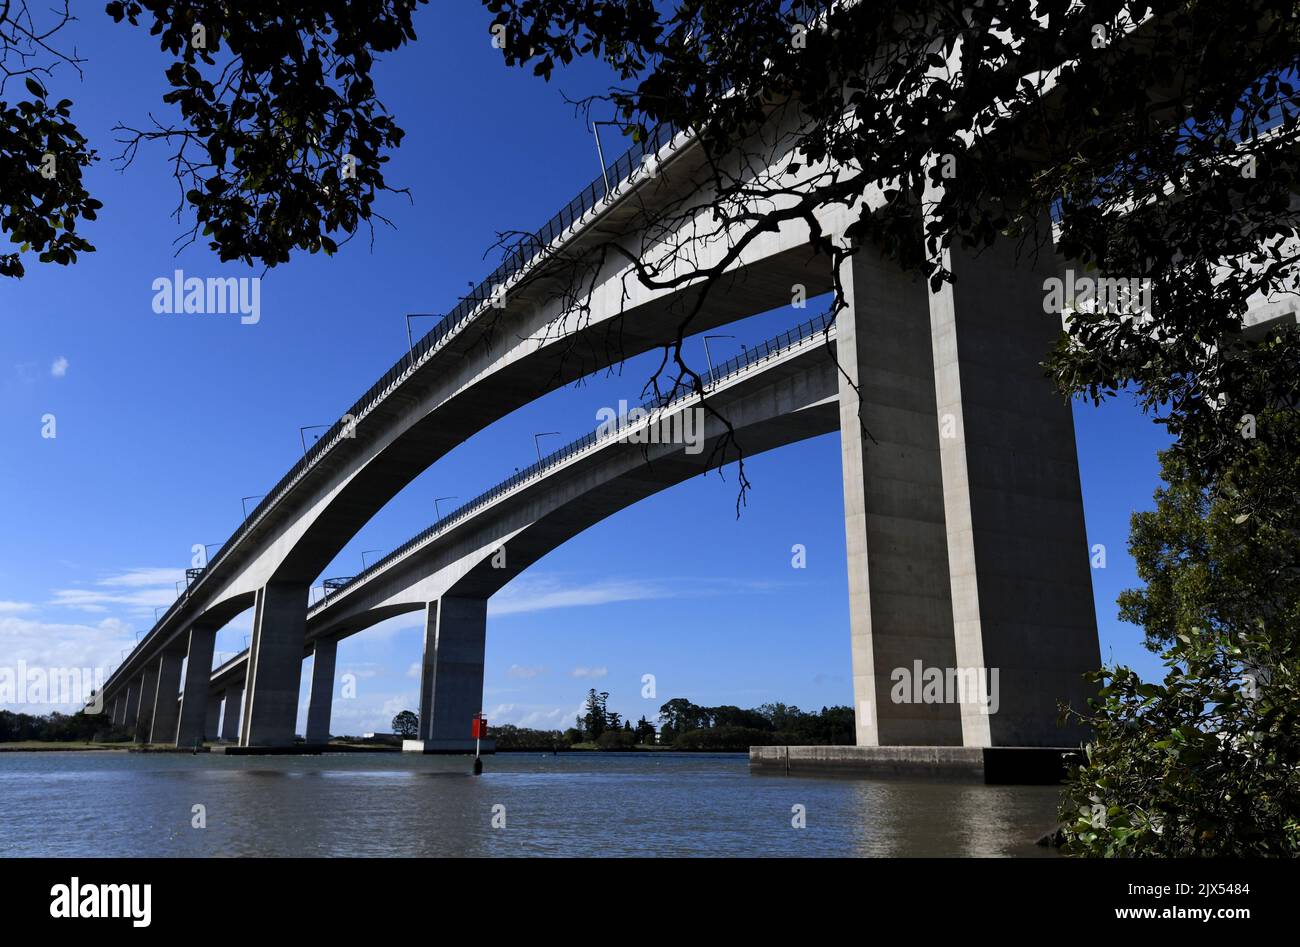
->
0, 751, 1062, 857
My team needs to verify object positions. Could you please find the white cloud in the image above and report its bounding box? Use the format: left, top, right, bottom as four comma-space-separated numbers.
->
507, 664, 545, 679
485, 703, 583, 729
489, 575, 668, 617
0, 601, 34, 613
50, 356, 68, 378
325, 691, 418, 734
97, 568, 186, 588
488, 572, 787, 619
48, 567, 187, 614
0, 614, 136, 711
49, 586, 176, 614
380, 695, 415, 719
571, 666, 608, 679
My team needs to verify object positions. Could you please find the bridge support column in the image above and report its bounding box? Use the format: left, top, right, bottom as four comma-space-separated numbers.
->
220, 685, 243, 741
148, 651, 184, 745
205, 694, 222, 740
134, 665, 159, 743
123, 680, 141, 730
837, 250, 963, 747
240, 582, 308, 746
175, 625, 217, 747
305, 639, 337, 744
109, 696, 121, 727
411, 597, 487, 751
925, 232, 1098, 746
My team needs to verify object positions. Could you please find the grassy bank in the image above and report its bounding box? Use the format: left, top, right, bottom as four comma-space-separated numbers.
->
0, 741, 130, 752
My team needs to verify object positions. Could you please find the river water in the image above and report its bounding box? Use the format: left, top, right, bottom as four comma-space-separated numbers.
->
0, 751, 1063, 857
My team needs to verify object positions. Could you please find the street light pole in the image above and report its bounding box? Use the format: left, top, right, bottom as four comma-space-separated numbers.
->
434, 496, 458, 521
533, 432, 560, 466
299, 425, 330, 454
591, 120, 640, 197
405, 314, 443, 362
360, 549, 382, 571
702, 334, 735, 381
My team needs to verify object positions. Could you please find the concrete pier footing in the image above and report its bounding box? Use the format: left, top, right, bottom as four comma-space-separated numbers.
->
749, 745, 1082, 784
401, 738, 496, 754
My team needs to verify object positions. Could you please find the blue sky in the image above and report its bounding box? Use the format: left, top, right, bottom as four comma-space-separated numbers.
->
0, 4, 1170, 734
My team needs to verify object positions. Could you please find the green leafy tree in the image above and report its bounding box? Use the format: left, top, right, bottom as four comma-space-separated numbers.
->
2, 1, 427, 278
391, 709, 418, 738
658, 697, 709, 734
633, 715, 656, 744
709, 705, 774, 731
1061, 420, 1300, 856
0, 4, 99, 277
581, 688, 609, 740
491, 724, 565, 750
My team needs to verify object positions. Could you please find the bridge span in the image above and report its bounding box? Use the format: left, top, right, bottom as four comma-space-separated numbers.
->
182, 314, 839, 748
96, 98, 1101, 751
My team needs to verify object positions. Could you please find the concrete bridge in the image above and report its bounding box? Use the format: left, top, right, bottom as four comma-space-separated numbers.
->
93, 91, 1107, 752
178, 314, 839, 748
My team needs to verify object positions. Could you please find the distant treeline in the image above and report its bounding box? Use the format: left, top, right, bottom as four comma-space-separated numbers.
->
491, 692, 855, 752
0, 709, 128, 743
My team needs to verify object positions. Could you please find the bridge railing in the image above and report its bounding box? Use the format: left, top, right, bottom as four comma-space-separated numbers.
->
312, 310, 834, 609
123, 123, 683, 673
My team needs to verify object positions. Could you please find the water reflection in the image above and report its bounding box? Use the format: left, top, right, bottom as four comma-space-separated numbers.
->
0, 751, 1062, 857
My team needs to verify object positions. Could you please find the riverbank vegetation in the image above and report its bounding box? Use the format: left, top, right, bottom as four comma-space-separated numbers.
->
0, 709, 129, 744
481, 690, 854, 752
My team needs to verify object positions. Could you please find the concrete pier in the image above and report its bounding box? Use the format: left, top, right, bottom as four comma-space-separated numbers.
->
412, 597, 487, 749
926, 234, 1099, 746
304, 638, 337, 744
240, 582, 308, 746
204, 694, 222, 741
134, 665, 158, 743
175, 625, 216, 747
220, 685, 243, 742
148, 651, 184, 744
837, 250, 963, 747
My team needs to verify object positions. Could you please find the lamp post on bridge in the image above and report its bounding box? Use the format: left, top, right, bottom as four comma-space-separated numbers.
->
532, 432, 560, 466
299, 425, 330, 455
240, 495, 265, 520
590, 119, 643, 197
434, 496, 458, 522
360, 549, 383, 572
405, 314, 444, 362
702, 334, 735, 382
